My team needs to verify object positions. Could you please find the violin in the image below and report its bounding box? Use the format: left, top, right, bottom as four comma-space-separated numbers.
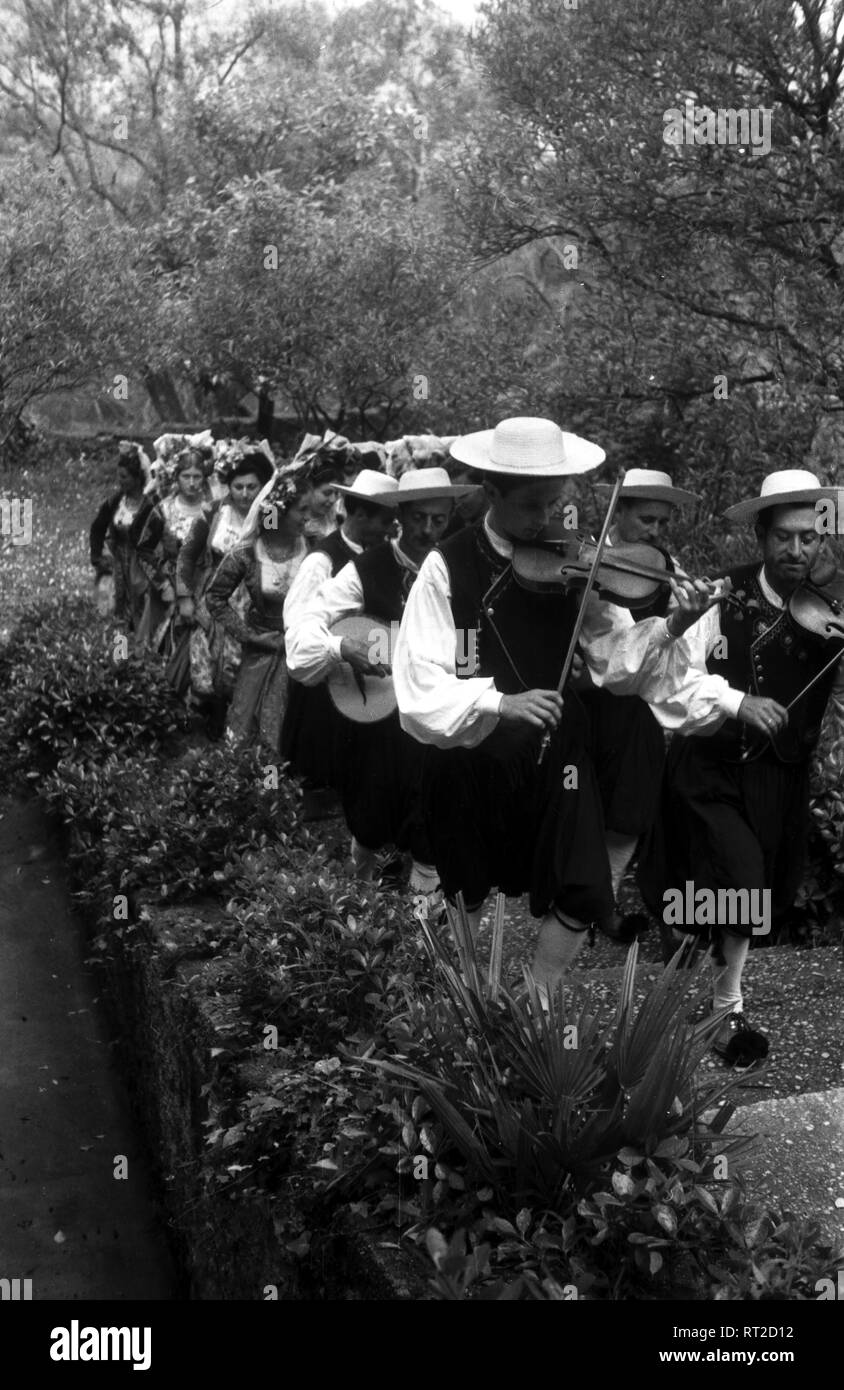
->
738, 563, 844, 763
787, 569, 844, 643
513, 529, 732, 611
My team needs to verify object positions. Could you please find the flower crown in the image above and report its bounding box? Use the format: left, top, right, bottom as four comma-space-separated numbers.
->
148, 430, 215, 492
259, 461, 315, 519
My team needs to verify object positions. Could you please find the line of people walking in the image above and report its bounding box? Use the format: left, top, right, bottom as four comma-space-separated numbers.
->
90, 417, 844, 1069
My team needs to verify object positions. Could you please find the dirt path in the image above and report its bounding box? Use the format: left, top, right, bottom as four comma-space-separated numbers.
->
0, 797, 176, 1299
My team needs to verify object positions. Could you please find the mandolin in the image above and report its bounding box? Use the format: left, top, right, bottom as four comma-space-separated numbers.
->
326, 614, 398, 723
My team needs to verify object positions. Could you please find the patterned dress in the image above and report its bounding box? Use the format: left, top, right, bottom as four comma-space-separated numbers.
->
206, 537, 307, 751
133, 491, 209, 656
176, 500, 249, 700
89, 491, 147, 631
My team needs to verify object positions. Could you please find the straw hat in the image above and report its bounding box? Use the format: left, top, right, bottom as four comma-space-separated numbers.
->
334, 469, 399, 504
450, 416, 605, 477
724, 469, 837, 522
595, 468, 699, 506
379, 467, 481, 506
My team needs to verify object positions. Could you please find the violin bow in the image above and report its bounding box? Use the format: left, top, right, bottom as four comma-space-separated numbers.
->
537, 469, 627, 766
741, 642, 844, 762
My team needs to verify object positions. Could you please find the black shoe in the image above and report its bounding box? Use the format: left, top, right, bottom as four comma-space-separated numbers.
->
596, 913, 628, 945
597, 906, 650, 945
711, 1012, 769, 1067
616, 912, 650, 943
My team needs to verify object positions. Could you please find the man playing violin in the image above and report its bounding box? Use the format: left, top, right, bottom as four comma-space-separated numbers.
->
393, 417, 738, 1005
638, 469, 844, 1065
285, 468, 479, 903
579, 469, 701, 943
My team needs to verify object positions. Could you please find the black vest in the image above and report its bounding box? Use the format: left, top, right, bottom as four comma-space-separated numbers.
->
316, 528, 357, 577
438, 523, 576, 693
705, 563, 840, 763
353, 541, 412, 623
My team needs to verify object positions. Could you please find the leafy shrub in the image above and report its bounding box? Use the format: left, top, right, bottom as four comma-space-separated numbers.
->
197, 874, 437, 1205
421, 1171, 844, 1301
42, 741, 309, 928
0, 596, 189, 781
228, 865, 435, 1051
315, 909, 841, 1302
360, 922, 749, 1207
804, 720, 844, 938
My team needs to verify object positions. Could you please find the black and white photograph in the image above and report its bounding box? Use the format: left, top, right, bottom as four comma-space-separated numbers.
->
0, 0, 842, 1361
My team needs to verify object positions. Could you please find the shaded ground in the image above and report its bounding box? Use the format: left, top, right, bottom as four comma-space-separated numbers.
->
0, 798, 177, 1299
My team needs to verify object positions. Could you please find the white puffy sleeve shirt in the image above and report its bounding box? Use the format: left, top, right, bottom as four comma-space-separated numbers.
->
283, 550, 336, 643
393, 524, 745, 750
285, 540, 417, 687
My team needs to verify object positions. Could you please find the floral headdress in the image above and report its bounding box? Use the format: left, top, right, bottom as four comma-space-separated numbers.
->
213, 437, 276, 485
147, 429, 215, 494
384, 433, 458, 480
240, 459, 314, 541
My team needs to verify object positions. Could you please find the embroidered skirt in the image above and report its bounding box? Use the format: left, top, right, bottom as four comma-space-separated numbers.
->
226, 642, 290, 753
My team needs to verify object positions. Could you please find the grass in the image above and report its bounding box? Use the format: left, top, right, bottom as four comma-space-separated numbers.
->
0, 438, 117, 633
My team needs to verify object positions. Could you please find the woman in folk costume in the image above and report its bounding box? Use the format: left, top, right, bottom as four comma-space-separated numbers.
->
206, 464, 310, 751
577, 469, 700, 941
281, 469, 398, 815
132, 448, 214, 681
393, 418, 734, 1004
287, 433, 347, 547
176, 448, 274, 735
89, 442, 151, 631
285, 467, 478, 896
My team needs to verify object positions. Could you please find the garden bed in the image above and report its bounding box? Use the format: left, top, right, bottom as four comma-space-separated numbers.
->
1, 592, 842, 1302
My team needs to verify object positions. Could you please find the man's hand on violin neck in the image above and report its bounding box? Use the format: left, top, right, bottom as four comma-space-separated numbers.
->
666, 576, 732, 636
499, 689, 564, 731
737, 694, 788, 735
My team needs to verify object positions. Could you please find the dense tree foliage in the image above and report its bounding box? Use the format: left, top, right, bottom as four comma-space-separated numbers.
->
2, 0, 844, 481
0, 160, 153, 447
452, 0, 844, 498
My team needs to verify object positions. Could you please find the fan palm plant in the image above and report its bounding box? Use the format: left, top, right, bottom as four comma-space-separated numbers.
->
375, 895, 752, 1208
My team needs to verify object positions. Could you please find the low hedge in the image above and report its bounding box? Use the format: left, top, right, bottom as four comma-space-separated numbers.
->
1, 594, 841, 1300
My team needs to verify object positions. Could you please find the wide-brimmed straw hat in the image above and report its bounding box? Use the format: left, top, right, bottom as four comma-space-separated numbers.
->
595, 468, 699, 506
379, 467, 480, 506
450, 416, 605, 477
724, 469, 838, 522
334, 469, 399, 504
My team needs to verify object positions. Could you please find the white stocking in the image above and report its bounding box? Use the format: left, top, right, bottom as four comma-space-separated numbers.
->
531, 908, 589, 998
605, 831, 638, 900
711, 933, 750, 1014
